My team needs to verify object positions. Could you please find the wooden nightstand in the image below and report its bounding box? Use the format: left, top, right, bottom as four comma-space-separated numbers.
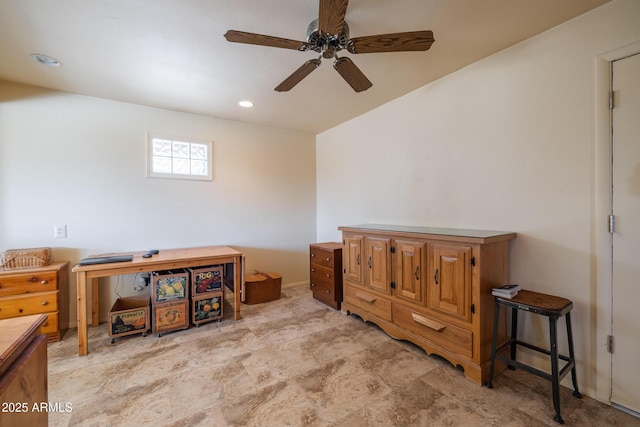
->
309, 242, 343, 310
0, 262, 69, 342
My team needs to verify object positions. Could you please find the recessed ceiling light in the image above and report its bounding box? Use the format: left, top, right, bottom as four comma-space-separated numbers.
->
238, 100, 254, 108
30, 53, 62, 67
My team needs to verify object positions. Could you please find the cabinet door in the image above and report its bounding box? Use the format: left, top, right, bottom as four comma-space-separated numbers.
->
366, 237, 391, 294
429, 244, 472, 322
343, 234, 364, 285
394, 240, 425, 304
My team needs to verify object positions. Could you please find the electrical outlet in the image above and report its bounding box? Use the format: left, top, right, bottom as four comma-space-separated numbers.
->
53, 224, 67, 239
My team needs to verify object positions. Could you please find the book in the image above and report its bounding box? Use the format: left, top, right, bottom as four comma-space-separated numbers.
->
492, 290, 518, 299
492, 284, 521, 298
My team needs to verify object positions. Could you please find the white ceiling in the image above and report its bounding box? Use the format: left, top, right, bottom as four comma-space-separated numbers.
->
0, 0, 610, 134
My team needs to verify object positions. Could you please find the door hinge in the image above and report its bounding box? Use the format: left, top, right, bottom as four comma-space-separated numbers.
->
390, 246, 395, 253
471, 256, 476, 267
607, 335, 614, 353
609, 215, 615, 233
609, 91, 614, 109
390, 281, 396, 289
470, 304, 476, 314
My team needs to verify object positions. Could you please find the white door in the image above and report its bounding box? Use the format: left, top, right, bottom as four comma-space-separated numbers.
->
611, 52, 640, 414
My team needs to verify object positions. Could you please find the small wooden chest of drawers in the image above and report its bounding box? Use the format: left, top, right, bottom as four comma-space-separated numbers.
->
309, 242, 343, 310
0, 262, 69, 342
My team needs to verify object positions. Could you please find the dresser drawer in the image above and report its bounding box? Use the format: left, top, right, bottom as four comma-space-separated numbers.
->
40, 312, 59, 336
310, 279, 335, 298
0, 291, 58, 319
0, 271, 58, 297
344, 285, 391, 321
310, 248, 336, 268
393, 304, 472, 358
310, 265, 338, 285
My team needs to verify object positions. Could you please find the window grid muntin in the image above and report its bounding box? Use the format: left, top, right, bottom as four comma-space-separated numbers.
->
148, 136, 211, 180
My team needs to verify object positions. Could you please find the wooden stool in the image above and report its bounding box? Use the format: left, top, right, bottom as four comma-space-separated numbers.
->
486, 290, 582, 424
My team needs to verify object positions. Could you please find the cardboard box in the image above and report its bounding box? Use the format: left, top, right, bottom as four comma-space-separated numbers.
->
109, 295, 150, 340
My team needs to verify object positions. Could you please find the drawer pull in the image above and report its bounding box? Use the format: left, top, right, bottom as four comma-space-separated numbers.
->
326, 290, 330, 294
355, 292, 376, 304
326, 274, 331, 278
41, 301, 49, 306
41, 280, 49, 285
326, 257, 330, 262
311, 253, 316, 257
311, 283, 315, 287
411, 313, 446, 332
19, 309, 23, 313
311, 268, 315, 272
30, 277, 38, 282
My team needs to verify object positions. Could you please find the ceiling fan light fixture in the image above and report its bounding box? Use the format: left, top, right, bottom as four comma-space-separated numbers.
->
224, 0, 434, 93
30, 53, 62, 67
238, 100, 254, 108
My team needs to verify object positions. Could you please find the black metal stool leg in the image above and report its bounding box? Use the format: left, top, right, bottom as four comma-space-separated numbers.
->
549, 316, 564, 424
509, 306, 518, 370
486, 301, 501, 388
565, 312, 583, 399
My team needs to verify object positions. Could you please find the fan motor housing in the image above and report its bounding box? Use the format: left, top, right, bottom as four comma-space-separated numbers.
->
306, 19, 350, 58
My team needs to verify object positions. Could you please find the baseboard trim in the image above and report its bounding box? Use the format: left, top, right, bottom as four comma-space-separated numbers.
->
282, 280, 309, 289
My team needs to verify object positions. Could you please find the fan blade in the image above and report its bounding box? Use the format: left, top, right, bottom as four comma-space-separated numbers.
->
347, 30, 434, 54
275, 59, 321, 92
318, 0, 349, 35
224, 30, 309, 51
333, 57, 372, 93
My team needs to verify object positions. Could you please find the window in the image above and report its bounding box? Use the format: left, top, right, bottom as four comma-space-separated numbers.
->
146, 134, 212, 181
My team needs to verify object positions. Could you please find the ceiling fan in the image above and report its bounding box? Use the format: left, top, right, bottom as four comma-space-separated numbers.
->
224, 0, 434, 93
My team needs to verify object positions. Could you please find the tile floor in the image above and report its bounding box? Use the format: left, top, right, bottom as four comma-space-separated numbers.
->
47, 285, 639, 426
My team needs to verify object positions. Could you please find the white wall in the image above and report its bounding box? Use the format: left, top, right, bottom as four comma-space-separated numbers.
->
316, 0, 640, 400
0, 81, 316, 323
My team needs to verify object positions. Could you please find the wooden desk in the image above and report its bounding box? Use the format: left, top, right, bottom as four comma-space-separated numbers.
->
72, 246, 243, 356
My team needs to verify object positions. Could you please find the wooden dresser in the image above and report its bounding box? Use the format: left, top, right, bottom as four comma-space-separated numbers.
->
0, 262, 69, 342
309, 242, 343, 310
339, 224, 515, 385
0, 314, 48, 427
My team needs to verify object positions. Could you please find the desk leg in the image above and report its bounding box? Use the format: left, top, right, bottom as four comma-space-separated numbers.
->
77, 271, 89, 356
91, 278, 99, 327
234, 256, 242, 320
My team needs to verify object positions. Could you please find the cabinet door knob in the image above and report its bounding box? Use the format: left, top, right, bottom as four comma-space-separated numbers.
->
326, 274, 330, 278
326, 290, 330, 294
434, 269, 439, 285
326, 257, 330, 262
311, 283, 315, 287
415, 266, 420, 281
311, 268, 315, 272
311, 253, 316, 257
